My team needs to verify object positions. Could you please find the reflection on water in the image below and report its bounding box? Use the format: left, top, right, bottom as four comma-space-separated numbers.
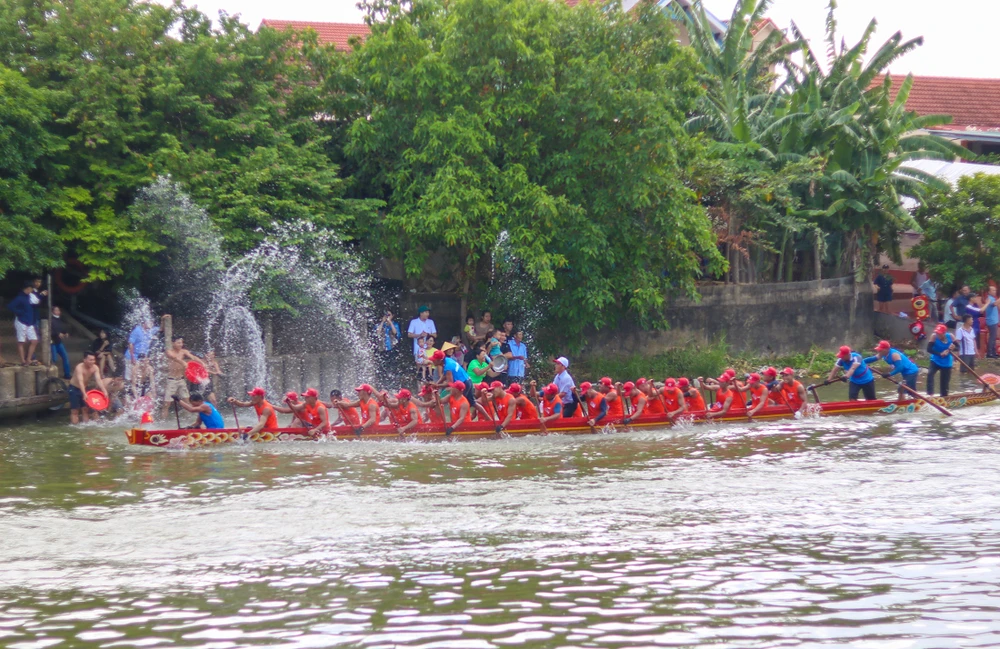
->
3, 388, 1000, 647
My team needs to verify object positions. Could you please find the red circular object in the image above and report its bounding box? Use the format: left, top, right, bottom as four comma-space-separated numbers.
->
53, 258, 89, 295
185, 362, 209, 383
85, 390, 109, 411
981, 373, 1000, 386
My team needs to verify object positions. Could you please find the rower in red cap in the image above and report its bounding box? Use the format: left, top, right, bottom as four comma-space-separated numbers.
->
678, 377, 706, 412
412, 384, 445, 425
778, 367, 808, 412
507, 383, 538, 420
623, 379, 648, 424
285, 387, 330, 436
441, 380, 472, 435
828, 345, 876, 401
530, 380, 563, 431
577, 382, 608, 429
228, 387, 279, 435
865, 340, 920, 400
489, 381, 516, 433
705, 373, 738, 419
660, 378, 687, 421
737, 373, 770, 418
336, 384, 380, 435
596, 377, 626, 419
273, 391, 306, 427
926, 323, 956, 396
380, 388, 422, 435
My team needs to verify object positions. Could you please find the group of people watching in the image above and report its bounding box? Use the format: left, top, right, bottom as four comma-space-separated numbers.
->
403, 306, 530, 388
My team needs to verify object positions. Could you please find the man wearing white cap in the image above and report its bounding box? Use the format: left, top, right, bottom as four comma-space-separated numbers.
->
552, 356, 578, 417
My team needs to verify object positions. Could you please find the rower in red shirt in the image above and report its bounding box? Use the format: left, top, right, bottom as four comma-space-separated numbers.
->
578, 382, 608, 428
660, 378, 687, 421
227, 387, 279, 435
639, 378, 665, 415
623, 381, 647, 424
286, 387, 330, 435
441, 380, 472, 435
530, 381, 563, 430
508, 383, 538, 420
489, 381, 516, 433
705, 374, 739, 419
778, 367, 808, 413
736, 373, 771, 418
381, 388, 422, 435
413, 385, 446, 425
597, 377, 625, 420
679, 377, 707, 412
337, 384, 381, 435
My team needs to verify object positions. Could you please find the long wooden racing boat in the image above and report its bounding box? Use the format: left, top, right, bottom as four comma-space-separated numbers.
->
125, 389, 997, 448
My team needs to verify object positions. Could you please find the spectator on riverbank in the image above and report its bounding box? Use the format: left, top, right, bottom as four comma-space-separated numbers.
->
874, 265, 894, 314
476, 311, 493, 341
966, 294, 983, 353
956, 316, 977, 372
374, 310, 403, 386
90, 329, 115, 375
8, 282, 39, 366
49, 306, 71, 379
918, 274, 939, 323
911, 262, 928, 295
508, 331, 528, 386
944, 291, 958, 330
406, 305, 436, 358
986, 286, 999, 359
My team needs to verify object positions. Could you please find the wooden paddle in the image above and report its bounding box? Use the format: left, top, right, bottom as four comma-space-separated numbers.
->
574, 387, 597, 434
951, 351, 1000, 400
173, 398, 182, 429
230, 402, 241, 429
876, 372, 953, 416
805, 377, 846, 403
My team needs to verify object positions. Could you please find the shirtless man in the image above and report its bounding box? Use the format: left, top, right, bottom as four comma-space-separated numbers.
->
202, 351, 223, 405
68, 351, 108, 424
161, 337, 206, 420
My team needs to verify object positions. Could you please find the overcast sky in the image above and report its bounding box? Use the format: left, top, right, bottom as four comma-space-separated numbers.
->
182, 0, 997, 79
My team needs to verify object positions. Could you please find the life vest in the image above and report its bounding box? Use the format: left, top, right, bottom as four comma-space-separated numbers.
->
645, 392, 665, 415
747, 384, 769, 409
781, 380, 805, 410
586, 392, 605, 417
541, 394, 560, 417
684, 389, 707, 412
493, 393, 515, 422
358, 398, 377, 424
661, 388, 684, 413
301, 401, 329, 430
605, 390, 624, 418
714, 387, 735, 411
425, 403, 445, 425
449, 395, 472, 424
391, 402, 421, 426
253, 400, 279, 429
515, 396, 538, 420
338, 405, 361, 426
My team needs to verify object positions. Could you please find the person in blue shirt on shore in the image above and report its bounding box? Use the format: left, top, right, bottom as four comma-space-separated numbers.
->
985, 286, 999, 359
926, 324, 957, 397
865, 340, 920, 400
828, 345, 876, 401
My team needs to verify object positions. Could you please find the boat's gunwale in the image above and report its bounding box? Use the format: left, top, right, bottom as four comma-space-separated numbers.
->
125, 390, 996, 446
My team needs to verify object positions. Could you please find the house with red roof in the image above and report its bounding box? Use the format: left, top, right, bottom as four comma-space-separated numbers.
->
259, 19, 370, 52
874, 75, 1000, 158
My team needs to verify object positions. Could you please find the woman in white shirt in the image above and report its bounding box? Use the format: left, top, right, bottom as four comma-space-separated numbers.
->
955, 315, 977, 372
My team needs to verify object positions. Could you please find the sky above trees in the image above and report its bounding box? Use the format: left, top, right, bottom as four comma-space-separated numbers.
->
174, 0, 996, 79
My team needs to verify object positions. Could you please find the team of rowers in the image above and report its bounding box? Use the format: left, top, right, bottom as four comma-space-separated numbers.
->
165, 339, 925, 435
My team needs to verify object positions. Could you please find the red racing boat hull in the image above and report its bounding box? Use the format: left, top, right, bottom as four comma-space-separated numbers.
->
125, 390, 997, 448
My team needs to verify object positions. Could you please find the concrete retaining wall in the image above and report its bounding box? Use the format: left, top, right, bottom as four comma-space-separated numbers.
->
582, 277, 874, 358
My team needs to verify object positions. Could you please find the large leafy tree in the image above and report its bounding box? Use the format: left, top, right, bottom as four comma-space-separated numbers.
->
910, 174, 1000, 292
0, 0, 376, 282
0, 65, 65, 276
343, 0, 724, 343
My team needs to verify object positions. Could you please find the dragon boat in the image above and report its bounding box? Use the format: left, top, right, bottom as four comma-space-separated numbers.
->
125, 389, 998, 448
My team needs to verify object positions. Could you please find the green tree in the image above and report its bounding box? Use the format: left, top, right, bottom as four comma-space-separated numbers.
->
0, 65, 65, 276
910, 174, 1000, 291
343, 0, 724, 344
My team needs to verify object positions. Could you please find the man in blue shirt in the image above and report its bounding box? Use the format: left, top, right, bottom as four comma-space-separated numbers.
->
432, 349, 475, 405
8, 282, 39, 365
926, 324, 956, 396
828, 345, 876, 401
507, 331, 528, 385
986, 286, 999, 359
865, 340, 920, 400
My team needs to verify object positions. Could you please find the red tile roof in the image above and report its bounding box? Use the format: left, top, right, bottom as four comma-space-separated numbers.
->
260, 19, 370, 52
873, 75, 1000, 132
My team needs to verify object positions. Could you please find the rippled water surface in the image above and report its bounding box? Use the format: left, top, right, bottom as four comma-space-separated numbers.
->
4, 384, 1000, 648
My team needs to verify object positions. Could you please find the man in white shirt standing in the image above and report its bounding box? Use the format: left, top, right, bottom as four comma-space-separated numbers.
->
407, 305, 437, 357
552, 356, 578, 418
955, 315, 977, 373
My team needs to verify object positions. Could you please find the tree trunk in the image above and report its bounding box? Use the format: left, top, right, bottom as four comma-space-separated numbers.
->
813, 231, 822, 281
785, 241, 795, 283
776, 233, 787, 282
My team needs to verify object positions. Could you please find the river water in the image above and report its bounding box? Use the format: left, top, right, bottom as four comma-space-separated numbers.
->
3, 382, 1000, 648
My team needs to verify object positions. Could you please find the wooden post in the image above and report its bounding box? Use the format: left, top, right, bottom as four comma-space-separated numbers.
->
39, 318, 51, 366
161, 314, 173, 345
263, 313, 274, 357
0, 369, 16, 402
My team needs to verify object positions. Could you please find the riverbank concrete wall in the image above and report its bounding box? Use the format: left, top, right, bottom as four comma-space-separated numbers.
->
581, 276, 874, 358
